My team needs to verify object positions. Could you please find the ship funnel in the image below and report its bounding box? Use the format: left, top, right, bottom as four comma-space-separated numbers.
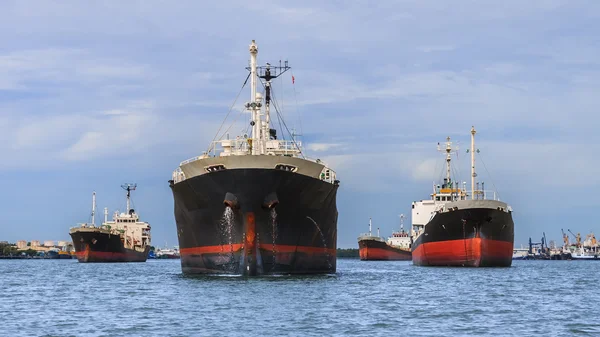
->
223, 192, 239, 209
262, 192, 279, 209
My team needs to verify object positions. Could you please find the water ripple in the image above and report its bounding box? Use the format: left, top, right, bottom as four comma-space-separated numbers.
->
1, 259, 598, 336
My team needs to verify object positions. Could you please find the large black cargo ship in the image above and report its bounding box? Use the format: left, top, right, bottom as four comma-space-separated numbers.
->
169, 40, 340, 275
70, 185, 152, 263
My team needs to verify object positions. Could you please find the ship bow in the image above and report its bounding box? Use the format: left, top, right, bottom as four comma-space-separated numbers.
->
172, 167, 338, 275
412, 203, 514, 267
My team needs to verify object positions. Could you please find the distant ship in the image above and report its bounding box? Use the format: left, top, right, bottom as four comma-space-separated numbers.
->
156, 244, 181, 259
69, 184, 152, 263
44, 248, 73, 259
168, 40, 340, 275
358, 216, 411, 261
411, 127, 514, 267
512, 247, 528, 260
565, 230, 599, 260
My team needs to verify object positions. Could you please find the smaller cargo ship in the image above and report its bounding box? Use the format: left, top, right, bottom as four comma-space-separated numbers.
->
358, 216, 412, 261
411, 127, 515, 267
69, 184, 152, 263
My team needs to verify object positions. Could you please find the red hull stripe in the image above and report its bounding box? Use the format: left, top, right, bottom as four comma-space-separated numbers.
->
75, 250, 143, 261
412, 238, 512, 266
359, 247, 411, 261
180, 244, 335, 255
180, 244, 244, 255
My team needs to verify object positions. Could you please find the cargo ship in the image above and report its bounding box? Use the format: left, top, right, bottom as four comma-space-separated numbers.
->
69, 184, 152, 263
358, 216, 411, 260
168, 40, 340, 275
411, 127, 514, 267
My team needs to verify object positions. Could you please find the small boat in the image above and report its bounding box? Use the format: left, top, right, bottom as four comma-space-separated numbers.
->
156, 244, 181, 259
512, 247, 528, 260
570, 246, 599, 260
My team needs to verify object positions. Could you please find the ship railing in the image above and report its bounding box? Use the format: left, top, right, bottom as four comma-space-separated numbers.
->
179, 154, 211, 167
358, 232, 378, 238
74, 223, 95, 229
472, 189, 498, 201
205, 138, 303, 158
174, 141, 338, 184
172, 167, 186, 183
177, 139, 304, 167
303, 157, 337, 184
265, 140, 302, 156
210, 138, 251, 157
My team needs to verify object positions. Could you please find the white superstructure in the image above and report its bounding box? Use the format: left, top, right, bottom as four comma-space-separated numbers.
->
386, 214, 411, 250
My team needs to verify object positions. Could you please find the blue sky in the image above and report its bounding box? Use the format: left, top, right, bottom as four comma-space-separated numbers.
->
0, 1, 599, 248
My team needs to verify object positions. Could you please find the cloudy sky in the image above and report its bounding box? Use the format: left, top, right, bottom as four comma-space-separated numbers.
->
0, 1, 598, 248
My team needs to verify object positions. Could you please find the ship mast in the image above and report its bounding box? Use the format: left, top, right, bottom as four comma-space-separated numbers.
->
91, 192, 96, 227
399, 214, 405, 231
445, 137, 452, 182
369, 217, 372, 236
121, 183, 137, 214
437, 137, 455, 184
263, 63, 271, 155
471, 126, 477, 200
104, 207, 108, 224
246, 40, 291, 156
249, 40, 259, 155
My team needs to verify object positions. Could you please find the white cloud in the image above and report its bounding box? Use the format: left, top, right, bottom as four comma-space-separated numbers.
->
306, 143, 342, 152
61, 113, 150, 161
417, 45, 455, 53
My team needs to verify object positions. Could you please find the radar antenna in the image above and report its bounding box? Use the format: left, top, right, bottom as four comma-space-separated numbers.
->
437, 137, 459, 187
399, 214, 405, 231
121, 183, 137, 214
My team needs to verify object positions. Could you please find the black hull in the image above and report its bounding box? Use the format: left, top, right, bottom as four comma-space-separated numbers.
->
70, 231, 149, 263
412, 207, 514, 267
170, 168, 339, 275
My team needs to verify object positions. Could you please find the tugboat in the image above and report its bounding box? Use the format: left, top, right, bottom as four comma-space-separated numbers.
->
69, 184, 152, 263
168, 40, 340, 275
358, 216, 411, 261
411, 127, 515, 267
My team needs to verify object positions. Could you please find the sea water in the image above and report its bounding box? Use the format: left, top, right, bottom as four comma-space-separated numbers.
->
0, 259, 598, 336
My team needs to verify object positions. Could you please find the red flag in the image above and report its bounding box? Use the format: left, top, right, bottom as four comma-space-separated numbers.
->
292, 75, 295, 84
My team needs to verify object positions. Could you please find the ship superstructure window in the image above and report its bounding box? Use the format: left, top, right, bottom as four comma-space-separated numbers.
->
205, 164, 226, 172
275, 164, 297, 172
